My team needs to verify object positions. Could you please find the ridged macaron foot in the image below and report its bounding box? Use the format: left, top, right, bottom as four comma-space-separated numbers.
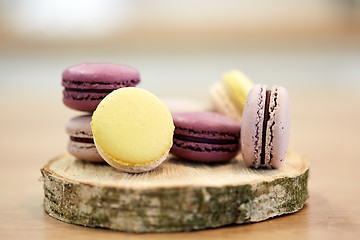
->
91, 87, 174, 173
65, 115, 103, 162
241, 84, 291, 169
62, 62, 140, 112
171, 112, 241, 162
209, 70, 254, 122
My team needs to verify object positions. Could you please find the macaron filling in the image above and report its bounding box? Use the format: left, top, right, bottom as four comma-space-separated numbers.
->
258, 87, 279, 167
64, 88, 115, 94
173, 139, 239, 153
66, 115, 104, 162
62, 79, 139, 91
260, 89, 271, 165
63, 79, 140, 100
70, 136, 94, 144
174, 134, 239, 145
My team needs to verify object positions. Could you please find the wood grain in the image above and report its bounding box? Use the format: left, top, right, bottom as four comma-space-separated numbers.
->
44, 151, 308, 188
41, 151, 308, 232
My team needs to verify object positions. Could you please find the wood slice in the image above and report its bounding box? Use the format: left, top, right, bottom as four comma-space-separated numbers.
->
41, 151, 309, 233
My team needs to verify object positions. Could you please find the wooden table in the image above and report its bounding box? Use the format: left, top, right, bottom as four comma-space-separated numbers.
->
0, 89, 359, 239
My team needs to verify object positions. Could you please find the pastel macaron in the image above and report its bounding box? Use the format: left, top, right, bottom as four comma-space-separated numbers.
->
65, 115, 103, 162
241, 84, 291, 169
209, 70, 254, 122
91, 87, 175, 173
62, 62, 140, 112
171, 112, 241, 162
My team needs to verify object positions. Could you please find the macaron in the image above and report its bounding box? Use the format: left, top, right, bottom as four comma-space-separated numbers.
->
65, 115, 103, 162
209, 70, 254, 121
91, 87, 175, 173
62, 62, 140, 112
241, 84, 291, 169
170, 112, 241, 162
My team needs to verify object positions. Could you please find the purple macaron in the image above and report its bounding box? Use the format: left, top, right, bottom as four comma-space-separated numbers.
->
65, 115, 103, 162
62, 62, 140, 112
241, 84, 291, 169
171, 112, 241, 162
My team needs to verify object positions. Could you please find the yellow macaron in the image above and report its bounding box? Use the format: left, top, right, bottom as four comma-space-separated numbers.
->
223, 70, 254, 114
91, 87, 174, 173
209, 70, 254, 122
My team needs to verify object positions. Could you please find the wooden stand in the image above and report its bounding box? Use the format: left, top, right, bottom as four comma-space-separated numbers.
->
41, 151, 309, 233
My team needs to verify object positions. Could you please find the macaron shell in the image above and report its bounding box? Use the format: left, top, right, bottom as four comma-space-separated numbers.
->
62, 62, 140, 88
209, 82, 242, 122
66, 115, 103, 162
241, 84, 266, 168
65, 115, 93, 137
95, 143, 170, 173
62, 62, 140, 112
91, 87, 174, 172
265, 86, 291, 168
223, 70, 254, 114
63, 90, 109, 112
171, 140, 239, 162
173, 111, 241, 134
171, 112, 241, 162
67, 141, 104, 162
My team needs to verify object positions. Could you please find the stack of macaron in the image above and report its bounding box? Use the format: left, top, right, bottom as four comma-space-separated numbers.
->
62, 62, 291, 172
62, 62, 141, 162
62, 62, 176, 173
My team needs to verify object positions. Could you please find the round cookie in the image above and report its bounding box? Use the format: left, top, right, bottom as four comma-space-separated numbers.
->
91, 87, 174, 173
171, 112, 241, 162
62, 62, 140, 112
65, 115, 103, 162
241, 84, 291, 169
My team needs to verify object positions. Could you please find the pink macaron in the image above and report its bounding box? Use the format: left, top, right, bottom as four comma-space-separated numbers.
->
62, 62, 140, 112
241, 84, 290, 169
65, 115, 103, 162
171, 112, 241, 162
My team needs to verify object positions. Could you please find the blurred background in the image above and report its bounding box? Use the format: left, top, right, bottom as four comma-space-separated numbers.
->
1, 0, 360, 98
